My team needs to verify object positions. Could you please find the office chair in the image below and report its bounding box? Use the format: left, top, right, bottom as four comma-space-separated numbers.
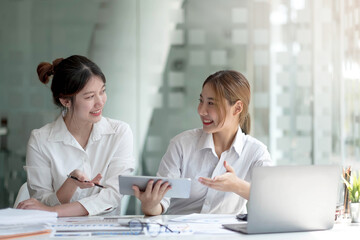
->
13, 182, 30, 208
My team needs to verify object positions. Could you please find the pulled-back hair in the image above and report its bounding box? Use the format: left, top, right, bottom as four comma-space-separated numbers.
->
203, 70, 251, 134
36, 55, 106, 109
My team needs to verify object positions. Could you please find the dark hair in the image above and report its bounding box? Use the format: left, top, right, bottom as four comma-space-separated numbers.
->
36, 55, 106, 109
203, 70, 251, 134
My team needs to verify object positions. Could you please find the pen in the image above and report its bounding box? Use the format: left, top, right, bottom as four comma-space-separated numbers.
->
68, 175, 105, 188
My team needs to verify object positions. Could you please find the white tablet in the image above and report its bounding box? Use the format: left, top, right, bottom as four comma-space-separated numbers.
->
118, 175, 191, 199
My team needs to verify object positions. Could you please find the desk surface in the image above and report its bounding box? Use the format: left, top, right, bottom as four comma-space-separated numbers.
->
19, 215, 360, 240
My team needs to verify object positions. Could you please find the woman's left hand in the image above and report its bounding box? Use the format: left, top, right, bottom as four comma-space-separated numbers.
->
198, 161, 239, 192
16, 198, 53, 212
198, 161, 250, 199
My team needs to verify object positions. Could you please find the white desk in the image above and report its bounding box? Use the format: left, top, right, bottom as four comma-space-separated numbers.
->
20, 215, 360, 240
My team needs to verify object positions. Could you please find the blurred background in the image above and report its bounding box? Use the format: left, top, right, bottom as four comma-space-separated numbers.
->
0, 0, 359, 214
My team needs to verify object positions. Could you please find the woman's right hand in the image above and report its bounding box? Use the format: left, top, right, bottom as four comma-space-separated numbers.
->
57, 170, 102, 204
132, 180, 171, 216
69, 169, 102, 189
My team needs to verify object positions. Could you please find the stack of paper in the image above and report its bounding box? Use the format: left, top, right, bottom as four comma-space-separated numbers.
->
0, 224, 52, 239
0, 208, 57, 225
0, 208, 57, 239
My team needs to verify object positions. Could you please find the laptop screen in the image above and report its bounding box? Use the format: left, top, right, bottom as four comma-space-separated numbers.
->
246, 165, 340, 234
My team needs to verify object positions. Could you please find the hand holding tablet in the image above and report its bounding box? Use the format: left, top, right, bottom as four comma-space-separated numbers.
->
118, 176, 191, 198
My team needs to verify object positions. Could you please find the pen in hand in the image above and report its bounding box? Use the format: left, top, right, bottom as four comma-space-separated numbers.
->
67, 175, 105, 188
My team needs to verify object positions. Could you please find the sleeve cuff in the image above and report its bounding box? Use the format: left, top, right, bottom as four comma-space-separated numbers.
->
78, 195, 119, 216
160, 198, 170, 214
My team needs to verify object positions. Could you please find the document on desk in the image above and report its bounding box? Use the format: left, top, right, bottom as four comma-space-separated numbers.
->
170, 214, 243, 235
0, 224, 53, 239
52, 217, 194, 237
56, 216, 134, 225
0, 208, 57, 225
0, 208, 56, 239
170, 213, 241, 224
52, 217, 131, 235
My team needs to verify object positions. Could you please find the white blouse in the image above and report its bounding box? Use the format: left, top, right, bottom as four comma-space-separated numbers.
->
158, 127, 272, 215
25, 116, 134, 215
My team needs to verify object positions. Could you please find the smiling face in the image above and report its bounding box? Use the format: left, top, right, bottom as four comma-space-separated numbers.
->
198, 83, 239, 134
64, 76, 107, 127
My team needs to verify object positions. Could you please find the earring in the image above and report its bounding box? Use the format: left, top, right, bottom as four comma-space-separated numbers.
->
62, 107, 68, 117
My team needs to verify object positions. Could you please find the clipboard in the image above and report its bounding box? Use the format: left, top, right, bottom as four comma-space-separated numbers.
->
118, 175, 191, 198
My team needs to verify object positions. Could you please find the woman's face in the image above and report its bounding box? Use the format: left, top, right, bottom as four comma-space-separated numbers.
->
69, 76, 107, 126
198, 83, 237, 134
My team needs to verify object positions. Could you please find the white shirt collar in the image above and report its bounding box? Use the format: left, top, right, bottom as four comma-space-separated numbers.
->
196, 126, 245, 157
232, 126, 245, 156
90, 117, 116, 142
48, 115, 115, 143
196, 130, 214, 151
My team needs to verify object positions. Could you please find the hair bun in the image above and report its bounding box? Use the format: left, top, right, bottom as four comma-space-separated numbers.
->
52, 58, 63, 73
36, 58, 64, 84
37, 62, 53, 84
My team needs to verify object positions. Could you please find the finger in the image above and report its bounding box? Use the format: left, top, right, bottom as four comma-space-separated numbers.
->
198, 176, 212, 181
224, 161, 235, 173
152, 180, 163, 194
91, 174, 102, 184
159, 182, 170, 195
132, 185, 141, 199
202, 177, 223, 189
212, 175, 220, 181
202, 181, 221, 190
198, 177, 215, 187
23, 203, 35, 209
18, 203, 27, 209
213, 174, 226, 181
85, 182, 95, 188
145, 180, 154, 193
17, 199, 27, 208
70, 169, 80, 176
78, 182, 95, 189
199, 177, 217, 184
76, 171, 90, 182
17, 201, 24, 209
161, 185, 172, 196
78, 175, 86, 182
198, 177, 206, 183
71, 169, 86, 180
201, 181, 215, 188
19, 201, 34, 209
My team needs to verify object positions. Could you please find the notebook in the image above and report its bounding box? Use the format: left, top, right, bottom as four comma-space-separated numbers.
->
223, 165, 340, 234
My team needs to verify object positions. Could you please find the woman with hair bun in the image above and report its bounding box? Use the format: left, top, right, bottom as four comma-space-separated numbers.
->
16, 55, 134, 216
134, 70, 272, 216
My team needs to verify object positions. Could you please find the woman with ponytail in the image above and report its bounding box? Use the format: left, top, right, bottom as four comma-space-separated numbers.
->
17, 55, 134, 216
134, 70, 271, 216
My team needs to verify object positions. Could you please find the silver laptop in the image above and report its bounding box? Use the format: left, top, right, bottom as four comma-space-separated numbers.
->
223, 165, 340, 234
